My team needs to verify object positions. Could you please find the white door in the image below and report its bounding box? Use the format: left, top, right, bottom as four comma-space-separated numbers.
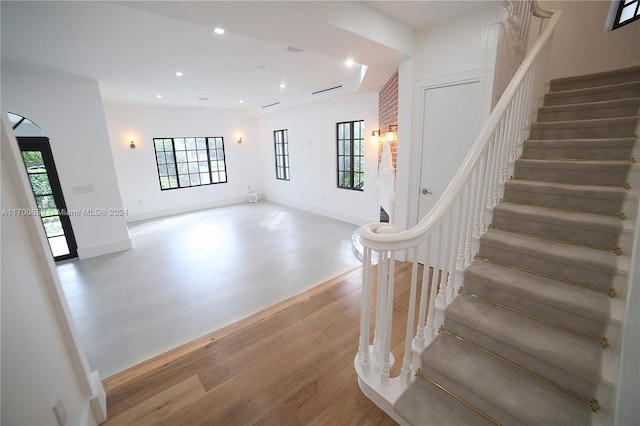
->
417, 81, 483, 221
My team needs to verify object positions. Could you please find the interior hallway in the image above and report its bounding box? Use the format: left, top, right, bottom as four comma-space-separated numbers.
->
57, 201, 362, 378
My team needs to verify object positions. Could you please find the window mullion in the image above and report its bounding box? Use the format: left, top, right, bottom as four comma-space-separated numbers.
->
170, 138, 180, 188
205, 138, 213, 183
350, 123, 355, 189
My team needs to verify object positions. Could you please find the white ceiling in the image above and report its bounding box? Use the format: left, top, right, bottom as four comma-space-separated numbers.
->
1, 1, 499, 114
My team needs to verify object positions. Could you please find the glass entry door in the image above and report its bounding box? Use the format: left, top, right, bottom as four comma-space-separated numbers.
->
18, 138, 78, 261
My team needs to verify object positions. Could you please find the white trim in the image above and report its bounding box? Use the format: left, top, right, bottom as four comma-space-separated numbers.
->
125, 196, 249, 223
604, 0, 621, 32
77, 237, 133, 259
264, 194, 370, 226
1, 110, 107, 424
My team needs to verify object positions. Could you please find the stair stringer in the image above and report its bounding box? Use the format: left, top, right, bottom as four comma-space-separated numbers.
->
594, 158, 640, 426
355, 354, 414, 426
477, 162, 639, 426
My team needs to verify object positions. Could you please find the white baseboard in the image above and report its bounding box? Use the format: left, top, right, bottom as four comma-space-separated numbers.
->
77, 237, 132, 259
263, 194, 371, 226
125, 196, 249, 223
89, 370, 106, 424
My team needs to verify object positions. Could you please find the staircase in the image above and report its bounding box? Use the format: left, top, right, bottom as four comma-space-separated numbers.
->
393, 67, 640, 425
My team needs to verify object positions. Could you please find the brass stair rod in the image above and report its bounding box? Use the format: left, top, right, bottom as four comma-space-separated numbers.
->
459, 289, 609, 349
415, 369, 502, 426
439, 327, 600, 412
487, 224, 622, 255
475, 256, 617, 298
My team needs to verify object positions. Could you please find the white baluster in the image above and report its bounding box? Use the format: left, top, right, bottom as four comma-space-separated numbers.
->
464, 181, 474, 266
415, 238, 430, 350
380, 251, 396, 385
447, 203, 461, 303
434, 227, 446, 308
401, 249, 420, 384
424, 236, 439, 344
359, 246, 372, 371
373, 250, 388, 364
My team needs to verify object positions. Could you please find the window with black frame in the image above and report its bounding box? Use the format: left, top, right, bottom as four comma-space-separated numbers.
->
153, 137, 227, 190
336, 120, 364, 191
274, 129, 290, 181
612, 0, 640, 30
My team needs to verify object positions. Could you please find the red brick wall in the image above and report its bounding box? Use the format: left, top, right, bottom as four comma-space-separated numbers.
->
378, 71, 398, 171
377, 71, 398, 222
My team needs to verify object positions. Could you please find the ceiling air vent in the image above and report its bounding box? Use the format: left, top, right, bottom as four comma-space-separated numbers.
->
262, 101, 280, 109
311, 84, 343, 95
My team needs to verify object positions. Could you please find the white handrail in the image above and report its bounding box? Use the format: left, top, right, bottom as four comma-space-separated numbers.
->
358, 10, 561, 251
355, 5, 562, 409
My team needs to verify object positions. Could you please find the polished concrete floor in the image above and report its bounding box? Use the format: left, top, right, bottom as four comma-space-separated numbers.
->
57, 201, 362, 378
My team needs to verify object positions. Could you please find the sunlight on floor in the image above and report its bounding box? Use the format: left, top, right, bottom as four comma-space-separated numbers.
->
57, 201, 362, 378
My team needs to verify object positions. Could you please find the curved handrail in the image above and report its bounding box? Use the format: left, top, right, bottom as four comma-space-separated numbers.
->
358, 9, 561, 252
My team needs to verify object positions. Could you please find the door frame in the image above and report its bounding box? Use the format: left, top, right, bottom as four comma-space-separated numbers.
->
18, 137, 78, 261
415, 77, 483, 224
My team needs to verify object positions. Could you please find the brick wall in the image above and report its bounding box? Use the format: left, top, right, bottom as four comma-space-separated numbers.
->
377, 70, 398, 222
378, 71, 398, 170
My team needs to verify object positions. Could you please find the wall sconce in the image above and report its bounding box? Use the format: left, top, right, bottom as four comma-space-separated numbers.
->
370, 130, 380, 144
371, 124, 397, 144
129, 136, 136, 149
386, 124, 398, 142
237, 135, 243, 144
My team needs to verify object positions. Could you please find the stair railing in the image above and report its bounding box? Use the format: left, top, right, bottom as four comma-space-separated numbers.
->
355, 7, 561, 404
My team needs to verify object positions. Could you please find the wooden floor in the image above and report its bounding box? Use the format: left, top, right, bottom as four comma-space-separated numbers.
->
103, 262, 421, 425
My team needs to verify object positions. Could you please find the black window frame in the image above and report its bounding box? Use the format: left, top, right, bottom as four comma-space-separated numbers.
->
274, 129, 290, 181
612, 0, 640, 30
336, 120, 364, 191
153, 136, 227, 191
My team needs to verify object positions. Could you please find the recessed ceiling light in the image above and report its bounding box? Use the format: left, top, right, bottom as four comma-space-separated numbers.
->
214, 27, 225, 35
346, 58, 355, 67
239, 100, 244, 104
280, 83, 286, 88
175, 71, 183, 77
156, 94, 162, 99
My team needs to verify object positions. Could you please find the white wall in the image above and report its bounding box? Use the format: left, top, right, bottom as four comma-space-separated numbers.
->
395, 4, 502, 231
257, 92, 379, 225
541, 0, 640, 79
103, 104, 260, 222
1, 67, 131, 259
1, 112, 104, 426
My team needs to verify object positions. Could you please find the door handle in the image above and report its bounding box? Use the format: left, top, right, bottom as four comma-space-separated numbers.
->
421, 188, 433, 195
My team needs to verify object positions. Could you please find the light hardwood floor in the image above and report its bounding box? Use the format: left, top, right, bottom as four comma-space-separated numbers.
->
103, 262, 421, 425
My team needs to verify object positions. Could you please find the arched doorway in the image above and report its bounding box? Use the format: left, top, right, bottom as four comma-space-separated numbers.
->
7, 112, 78, 261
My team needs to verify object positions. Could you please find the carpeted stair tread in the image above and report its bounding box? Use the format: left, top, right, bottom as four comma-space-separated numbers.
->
537, 97, 640, 122
503, 180, 627, 216
543, 80, 640, 106
443, 295, 603, 386
522, 137, 636, 160
391, 67, 635, 426
492, 202, 623, 249
421, 330, 592, 425
513, 158, 631, 186
529, 116, 639, 139
464, 260, 609, 336
479, 229, 617, 290
549, 66, 640, 92
393, 361, 514, 426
